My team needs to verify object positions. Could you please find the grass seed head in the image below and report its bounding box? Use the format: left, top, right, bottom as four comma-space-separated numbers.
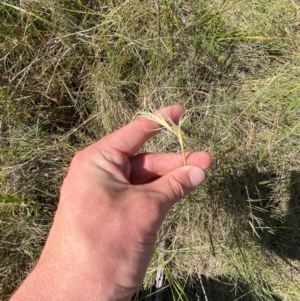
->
136, 111, 187, 166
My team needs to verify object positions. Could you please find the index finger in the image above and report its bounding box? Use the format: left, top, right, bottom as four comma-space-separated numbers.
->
95, 105, 184, 156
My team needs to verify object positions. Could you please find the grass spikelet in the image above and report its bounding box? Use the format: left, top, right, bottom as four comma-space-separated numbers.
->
137, 111, 187, 166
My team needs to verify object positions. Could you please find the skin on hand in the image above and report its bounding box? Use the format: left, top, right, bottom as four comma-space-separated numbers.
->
10, 105, 212, 301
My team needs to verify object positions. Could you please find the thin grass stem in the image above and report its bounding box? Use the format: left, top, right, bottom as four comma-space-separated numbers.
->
136, 111, 187, 166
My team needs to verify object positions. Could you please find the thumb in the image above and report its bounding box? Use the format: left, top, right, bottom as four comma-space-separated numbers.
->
147, 166, 205, 206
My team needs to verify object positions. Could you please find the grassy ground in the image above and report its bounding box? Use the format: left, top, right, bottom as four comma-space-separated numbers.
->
1, 0, 300, 300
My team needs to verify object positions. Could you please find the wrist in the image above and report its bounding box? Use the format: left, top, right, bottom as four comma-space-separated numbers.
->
10, 259, 130, 301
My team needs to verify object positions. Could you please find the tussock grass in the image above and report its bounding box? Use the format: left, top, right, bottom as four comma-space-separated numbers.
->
1, 0, 300, 300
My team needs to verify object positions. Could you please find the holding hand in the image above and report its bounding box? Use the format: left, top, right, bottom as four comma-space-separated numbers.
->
11, 105, 212, 301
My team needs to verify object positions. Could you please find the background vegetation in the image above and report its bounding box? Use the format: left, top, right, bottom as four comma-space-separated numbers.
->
1, 0, 300, 300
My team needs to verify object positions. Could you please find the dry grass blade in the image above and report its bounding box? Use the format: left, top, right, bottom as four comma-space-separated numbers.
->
136, 111, 187, 166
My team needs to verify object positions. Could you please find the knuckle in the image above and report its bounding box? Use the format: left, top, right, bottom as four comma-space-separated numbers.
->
71, 147, 96, 167
71, 150, 86, 165
70, 151, 87, 170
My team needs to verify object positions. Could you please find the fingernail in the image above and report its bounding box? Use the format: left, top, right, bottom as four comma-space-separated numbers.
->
189, 167, 204, 187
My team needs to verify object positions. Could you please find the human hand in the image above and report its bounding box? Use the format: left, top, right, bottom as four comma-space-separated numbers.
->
11, 105, 212, 301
